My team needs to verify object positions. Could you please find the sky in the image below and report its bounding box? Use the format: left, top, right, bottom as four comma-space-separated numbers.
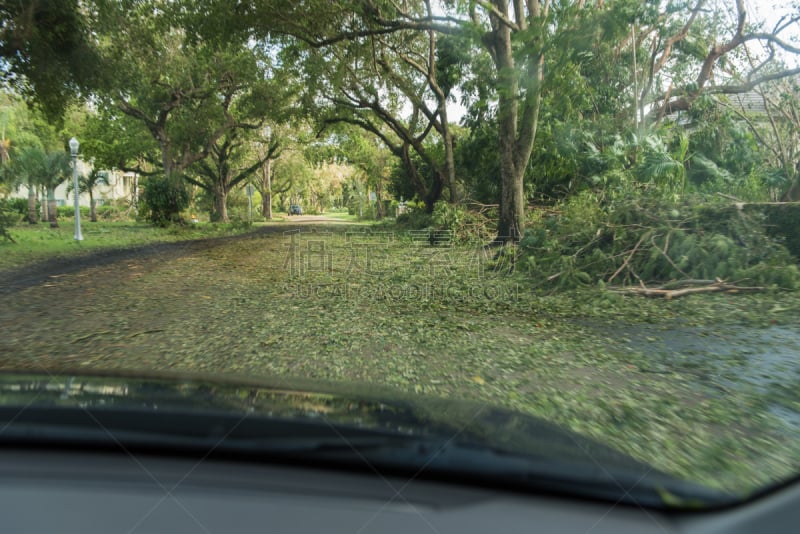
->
745, 0, 799, 67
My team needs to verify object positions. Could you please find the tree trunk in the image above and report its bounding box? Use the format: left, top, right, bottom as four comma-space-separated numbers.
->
90, 192, 97, 222
437, 100, 458, 203
496, 131, 526, 241
487, 0, 542, 243
263, 158, 272, 219
424, 169, 446, 214
781, 163, 800, 201
27, 184, 37, 224
398, 143, 436, 212
262, 191, 272, 219
47, 188, 58, 228
211, 185, 229, 222
375, 177, 385, 219
160, 138, 173, 180
783, 180, 800, 201
41, 186, 48, 222
491, 5, 523, 242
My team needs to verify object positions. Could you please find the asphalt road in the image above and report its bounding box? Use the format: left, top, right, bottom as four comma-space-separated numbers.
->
0, 220, 358, 295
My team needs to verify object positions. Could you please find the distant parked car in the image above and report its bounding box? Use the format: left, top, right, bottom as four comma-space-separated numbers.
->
288, 204, 303, 215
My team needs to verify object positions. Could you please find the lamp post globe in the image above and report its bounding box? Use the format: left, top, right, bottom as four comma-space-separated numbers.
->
69, 137, 83, 241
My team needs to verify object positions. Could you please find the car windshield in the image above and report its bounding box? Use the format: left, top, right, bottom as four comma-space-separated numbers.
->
1, 0, 799, 510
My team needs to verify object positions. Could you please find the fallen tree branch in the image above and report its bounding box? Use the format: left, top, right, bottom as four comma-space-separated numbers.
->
732, 201, 800, 210
607, 231, 649, 284
650, 233, 691, 279
610, 280, 765, 299
715, 192, 742, 202
659, 279, 718, 290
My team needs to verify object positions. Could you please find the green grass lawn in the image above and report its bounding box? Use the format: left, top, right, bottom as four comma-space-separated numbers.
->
322, 209, 361, 222
0, 219, 256, 270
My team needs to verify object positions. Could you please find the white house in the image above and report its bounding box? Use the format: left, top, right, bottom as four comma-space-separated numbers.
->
8, 159, 139, 209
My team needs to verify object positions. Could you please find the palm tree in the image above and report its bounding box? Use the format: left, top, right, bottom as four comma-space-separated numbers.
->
5, 146, 47, 224
40, 152, 71, 228
635, 133, 690, 194
0, 140, 12, 198
67, 169, 110, 222
0, 137, 9, 167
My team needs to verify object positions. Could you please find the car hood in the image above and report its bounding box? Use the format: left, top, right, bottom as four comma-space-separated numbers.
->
0, 369, 642, 467
0, 368, 728, 506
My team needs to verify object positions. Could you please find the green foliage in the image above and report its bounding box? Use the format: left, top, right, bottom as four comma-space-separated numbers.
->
430, 201, 495, 243
94, 204, 130, 221
431, 201, 462, 232
224, 188, 253, 220
455, 120, 500, 204
760, 204, 800, 259
0, 0, 99, 120
57, 206, 91, 218
637, 133, 688, 192
226, 216, 253, 231
92, 3, 293, 190
80, 109, 158, 171
139, 175, 190, 226
387, 143, 446, 210
67, 169, 110, 198
2, 197, 28, 217
5, 146, 47, 188
0, 199, 20, 242
395, 210, 432, 230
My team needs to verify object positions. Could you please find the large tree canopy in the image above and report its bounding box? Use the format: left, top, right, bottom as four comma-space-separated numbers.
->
85, 0, 298, 223
2, 0, 799, 233
0, 0, 99, 120
228, 0, 800, 239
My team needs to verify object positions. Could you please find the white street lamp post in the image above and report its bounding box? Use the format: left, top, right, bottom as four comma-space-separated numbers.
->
69, 137, 83, 241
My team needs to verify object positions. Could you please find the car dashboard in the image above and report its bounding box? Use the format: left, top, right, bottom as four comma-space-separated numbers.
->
1, 448, 797, 533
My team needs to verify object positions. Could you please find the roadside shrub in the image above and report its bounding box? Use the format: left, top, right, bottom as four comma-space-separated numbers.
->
103, 204, 137, 221
224, 188, 251, 221
227, 216, 253, 231
431, 201, 461, 231
57, 206, 90, 218
95, 204, 124, 220
0, 199, 20, 242
395, 202, 494, 243
431, 201, 495, 243
760, 203, 800, 259
396, 210, 432, 229
139, 175, 190, 226
5, 197, 28, 216
407, 200, 426, 212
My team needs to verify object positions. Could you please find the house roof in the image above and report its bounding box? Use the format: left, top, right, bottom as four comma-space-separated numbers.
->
727, 91, 768, 114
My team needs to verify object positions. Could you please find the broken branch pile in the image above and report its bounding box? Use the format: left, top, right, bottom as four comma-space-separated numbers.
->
519, 192, 800, 291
